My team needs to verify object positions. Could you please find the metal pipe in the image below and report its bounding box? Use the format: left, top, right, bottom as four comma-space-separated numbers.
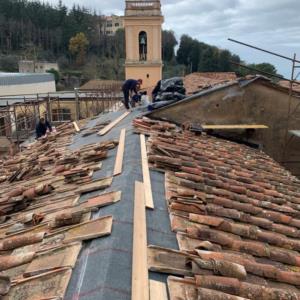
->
230, 61, 300, 85
228, 38, 300, 63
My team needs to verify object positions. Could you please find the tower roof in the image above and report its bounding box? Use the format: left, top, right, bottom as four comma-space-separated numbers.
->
125, 0, 162, 17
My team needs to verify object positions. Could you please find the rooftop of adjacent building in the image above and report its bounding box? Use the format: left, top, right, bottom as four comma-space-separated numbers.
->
0, 72, 55, 86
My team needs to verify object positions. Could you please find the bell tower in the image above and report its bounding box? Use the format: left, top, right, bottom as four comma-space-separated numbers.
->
124, 0, 164, 89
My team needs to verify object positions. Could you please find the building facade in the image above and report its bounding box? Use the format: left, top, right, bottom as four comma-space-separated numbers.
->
102, 15, 124, 36
148, 77, 300, 177
19, 61, 59, 74
124, 0, 163, 89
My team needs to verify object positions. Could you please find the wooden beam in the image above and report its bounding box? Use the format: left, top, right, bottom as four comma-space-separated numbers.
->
98, 111, 130, 136
132, 181, 149, 300
113, 128, 126, 176
202, 124, 268, 130
72, 122, 80, 132
140, 134, 154, 209
149, 280, 168, 300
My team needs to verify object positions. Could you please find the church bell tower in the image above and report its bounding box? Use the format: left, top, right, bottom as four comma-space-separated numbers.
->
124, 0, 164, 89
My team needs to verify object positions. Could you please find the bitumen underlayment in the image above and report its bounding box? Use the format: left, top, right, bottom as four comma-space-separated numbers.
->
65, 107, 178, 300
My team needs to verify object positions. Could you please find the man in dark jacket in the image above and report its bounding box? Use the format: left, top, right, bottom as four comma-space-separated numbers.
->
122, 79, 142, 109
36, 117, 52, 139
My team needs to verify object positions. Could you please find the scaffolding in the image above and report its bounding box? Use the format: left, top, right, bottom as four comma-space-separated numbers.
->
0, 82, 123, 147
228, 38, 300, 162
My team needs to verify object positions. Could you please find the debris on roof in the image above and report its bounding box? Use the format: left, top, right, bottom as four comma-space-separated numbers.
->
184, 72, 237, 95
134, 116, 300, 299
278, 80, 300, 93
0, 119, 121, 298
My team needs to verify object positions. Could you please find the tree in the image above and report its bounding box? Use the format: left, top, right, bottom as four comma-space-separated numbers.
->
46, 68, 60, 83
249, 63, 278, 76
177, 34, 194, 66
219, 50, 231, 72
162, 30, 177, 62
69, 32, 89, 65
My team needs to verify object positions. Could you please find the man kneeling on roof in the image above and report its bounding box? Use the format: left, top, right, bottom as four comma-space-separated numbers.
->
122, 78, 142, 110
36, 117, 52, 139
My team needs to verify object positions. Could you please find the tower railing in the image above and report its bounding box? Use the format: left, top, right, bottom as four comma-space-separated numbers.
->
125, 0, 162, 16
126, 1, 161, 10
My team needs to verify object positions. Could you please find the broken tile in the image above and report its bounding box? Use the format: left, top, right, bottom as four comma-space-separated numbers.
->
3, 268, 72, 300
24, 243, 81, 277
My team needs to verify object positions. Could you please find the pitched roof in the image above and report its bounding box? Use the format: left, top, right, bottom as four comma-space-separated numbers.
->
184, 72, 237, 95
0, 73, 54, 86
134, 116, 300, 299
278, 80, 300, 93
0, 119, 121, 298
80, 79, 122, 91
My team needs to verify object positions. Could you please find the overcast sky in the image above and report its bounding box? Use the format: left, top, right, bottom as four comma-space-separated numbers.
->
47, 0, 300, 78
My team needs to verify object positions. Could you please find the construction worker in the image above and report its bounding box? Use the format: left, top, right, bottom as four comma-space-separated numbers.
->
122, 79, 142, 110
36, 117, 52, 139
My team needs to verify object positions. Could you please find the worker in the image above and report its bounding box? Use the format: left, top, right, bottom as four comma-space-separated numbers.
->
36, 117, 52, 139
122, 79, 142, 110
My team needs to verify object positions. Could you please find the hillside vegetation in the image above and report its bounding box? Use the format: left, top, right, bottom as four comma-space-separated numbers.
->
0, 0, 280, 85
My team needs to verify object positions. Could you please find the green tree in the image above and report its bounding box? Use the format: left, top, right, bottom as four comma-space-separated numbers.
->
46, 68, 60, 83
177, 34, 194, 66
162, 30, 177, 62
69, 32, 89, 65
219, 50, 231, 71
249, 63, 278, 76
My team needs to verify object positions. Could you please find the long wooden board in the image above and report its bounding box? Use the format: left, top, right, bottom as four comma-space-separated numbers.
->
132, 181, 149, 300
98, 111, 130, 136
140, 134, 154, 209
149, 280, 168, 300
202, 124, 268, 129
113, 129, 126, 176
72, 122, 80, 132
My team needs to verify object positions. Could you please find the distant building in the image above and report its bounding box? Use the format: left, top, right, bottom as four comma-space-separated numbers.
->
19, 60, 59, 74
0, 73, 56, 96
101, 15, 124, 36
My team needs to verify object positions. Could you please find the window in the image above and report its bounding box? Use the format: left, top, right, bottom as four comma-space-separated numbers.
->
139, 31, 147, 61
115, 23, 119, 27
52, 108, 71, 122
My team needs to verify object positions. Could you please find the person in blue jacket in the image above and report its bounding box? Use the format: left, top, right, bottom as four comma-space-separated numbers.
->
122, 79, 142, 109
36, 117, 52, 139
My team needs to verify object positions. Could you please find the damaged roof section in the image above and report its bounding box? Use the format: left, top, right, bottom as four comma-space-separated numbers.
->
134, 117, 300, 299
0, 120, 122, 298
184, 72, 237, 95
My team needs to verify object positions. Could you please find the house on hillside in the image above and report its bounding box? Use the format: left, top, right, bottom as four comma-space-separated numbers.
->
148, 75, 300, 176
19, 60, 59, 74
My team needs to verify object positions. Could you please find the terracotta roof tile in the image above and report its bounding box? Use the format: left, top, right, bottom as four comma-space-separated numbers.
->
136, 116, 300, 297
184, 72, 237, 95
0, 120, 121, 297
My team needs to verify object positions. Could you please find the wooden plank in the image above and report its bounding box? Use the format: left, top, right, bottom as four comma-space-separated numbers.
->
113, 128, 126, 176
98, 111, 130, 136
149, 280, 168, 300
76, 177, 113, 195
72, 121, 80, 132
202, 124, 268, 129
132, 181, 149, 300
140, 134, 154, 209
